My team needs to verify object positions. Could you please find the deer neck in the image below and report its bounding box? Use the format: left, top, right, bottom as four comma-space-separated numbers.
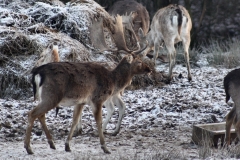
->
111, 62, 133, 90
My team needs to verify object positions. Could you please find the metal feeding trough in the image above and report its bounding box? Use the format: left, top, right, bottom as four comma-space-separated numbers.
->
192, 122, 237, 147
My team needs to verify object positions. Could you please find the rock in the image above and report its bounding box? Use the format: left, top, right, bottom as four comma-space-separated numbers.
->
35, 130, 43, 136
211, 115, 219, 123
4, 103, 13, 108
6, 114, 12, 118
6, 133, 15, 137
2, 121, 11, 129
129, 125, 137, 129
15, 137, 23, 141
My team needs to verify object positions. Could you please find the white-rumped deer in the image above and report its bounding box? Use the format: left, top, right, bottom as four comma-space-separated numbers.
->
224, 68, 240, 146
24, 43, 151, 154
139, 4, 192, 83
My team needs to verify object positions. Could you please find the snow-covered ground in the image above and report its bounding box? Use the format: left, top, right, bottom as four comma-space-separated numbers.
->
0, 54, 237, 159
0, 0, 239, 159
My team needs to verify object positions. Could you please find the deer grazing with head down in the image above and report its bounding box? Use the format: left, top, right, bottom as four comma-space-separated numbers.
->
108, 0, 150, 42
24, 41, 151, 154
139, 4, 192, 83
90, 14, 141, 53
224, 68, 240, 146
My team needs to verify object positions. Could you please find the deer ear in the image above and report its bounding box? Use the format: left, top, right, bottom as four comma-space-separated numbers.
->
126, 55, 133, 64
138, 28, 144, 38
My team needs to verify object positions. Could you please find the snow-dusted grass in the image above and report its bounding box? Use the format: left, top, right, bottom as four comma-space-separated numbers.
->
203, 39, 240, 68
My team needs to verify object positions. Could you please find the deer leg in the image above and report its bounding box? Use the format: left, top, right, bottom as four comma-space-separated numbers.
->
182, 36, 192, 81
38, 114, 56, 149
102, 98, 115, 133
24, 111, 36, 154
112, 95, 126, 136
233, 100, 240, 144
92, 103, 111, 154
235, 118, 240, 146
75, 115, 83, 136
153, 41, 160, 65
141, 42, 153, 57
65, 104, 84, 152
24, 100, 57, 154
75, 105, 85, 136
165, 40, 176, 83
225, 105, 236, 146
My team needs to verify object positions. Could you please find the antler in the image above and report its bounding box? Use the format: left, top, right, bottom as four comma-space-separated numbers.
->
132, 40, 148, 55
89, 17, 117, 52
122, 11, 141, 52
110, 14, 132, 52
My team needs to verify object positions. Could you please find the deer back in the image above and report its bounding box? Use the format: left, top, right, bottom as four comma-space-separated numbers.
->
224, 68, 240, 103
32, 62, 114, 105
149, 4, 192, 43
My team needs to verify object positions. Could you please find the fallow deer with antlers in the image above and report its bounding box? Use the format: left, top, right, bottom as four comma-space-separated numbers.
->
24, 40, 151, 154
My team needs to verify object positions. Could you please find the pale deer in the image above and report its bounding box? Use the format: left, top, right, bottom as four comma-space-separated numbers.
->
74, 89, 126, 136
24, 43, 151, 154
139, 4, 192, 83
224, 68, 240, 146
35, 44, 60, 67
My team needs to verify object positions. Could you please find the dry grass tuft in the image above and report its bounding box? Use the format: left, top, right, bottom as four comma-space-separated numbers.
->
204, 39, 240, 68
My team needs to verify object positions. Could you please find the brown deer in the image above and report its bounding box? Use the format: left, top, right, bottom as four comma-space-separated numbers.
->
38, 44, 133, 137
139, 4, 192, 83
224, 68, 240, 146
24, 43, 151, 154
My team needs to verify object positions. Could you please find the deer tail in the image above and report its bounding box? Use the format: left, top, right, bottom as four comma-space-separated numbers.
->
175, 5, 183, 35
52, 45, 60, 62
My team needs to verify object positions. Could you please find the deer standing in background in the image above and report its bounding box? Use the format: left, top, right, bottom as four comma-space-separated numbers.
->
224, 68, 240, 146
139, 4, 192, 83
35, 44, 60, 67
90, 15, 141, 52
24, 42, 151, 154
108, 0, 150, 41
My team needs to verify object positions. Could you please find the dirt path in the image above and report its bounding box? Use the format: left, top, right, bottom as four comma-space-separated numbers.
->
0, 125, 200, 160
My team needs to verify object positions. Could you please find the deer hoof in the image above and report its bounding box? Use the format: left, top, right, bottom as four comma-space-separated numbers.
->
73, 129, 82, 137
188, 75, 192, 82
101, 145, 111, 154
48, 140, 56, 149
165, 78, 172, 84
65, 143, 71, 152
111, 132, 118, 136
111, 130, 119, 136
25, 146, 34, 154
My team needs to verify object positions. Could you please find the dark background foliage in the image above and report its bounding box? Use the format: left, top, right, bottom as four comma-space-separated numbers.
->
61, 0, 240, 47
